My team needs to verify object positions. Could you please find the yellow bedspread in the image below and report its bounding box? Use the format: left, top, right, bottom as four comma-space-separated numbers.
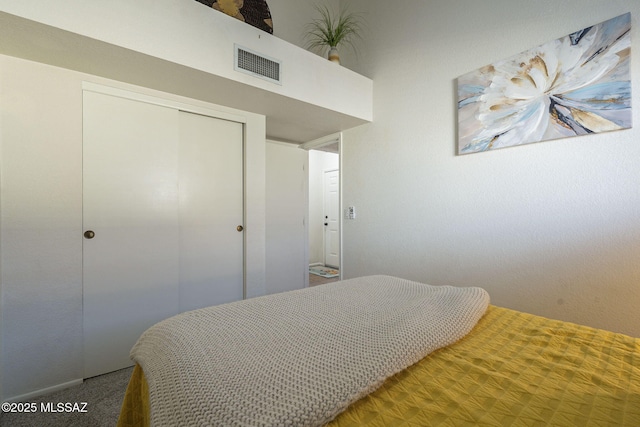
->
118, 364, 150, 427
118, 305, 640, 426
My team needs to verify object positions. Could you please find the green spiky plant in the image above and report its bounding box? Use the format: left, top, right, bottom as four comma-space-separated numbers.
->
304, 5, 363, 63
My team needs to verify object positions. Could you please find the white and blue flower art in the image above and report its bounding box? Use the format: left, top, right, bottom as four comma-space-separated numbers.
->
457, 13, 631, 155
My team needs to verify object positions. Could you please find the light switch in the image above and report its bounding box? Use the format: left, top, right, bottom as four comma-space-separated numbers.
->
346, 206, 356, 219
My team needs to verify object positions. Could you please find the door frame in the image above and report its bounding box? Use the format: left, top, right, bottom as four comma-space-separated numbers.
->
300, 132, 343, 280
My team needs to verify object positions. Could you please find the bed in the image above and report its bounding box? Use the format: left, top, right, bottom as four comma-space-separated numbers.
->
117, 275, 640, 426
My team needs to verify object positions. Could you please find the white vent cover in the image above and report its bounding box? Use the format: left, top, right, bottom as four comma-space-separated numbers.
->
234, 45, 282, 84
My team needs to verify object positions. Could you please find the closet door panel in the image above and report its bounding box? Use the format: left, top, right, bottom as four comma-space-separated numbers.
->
178, 112, 244, 312
82, 91, 180, 378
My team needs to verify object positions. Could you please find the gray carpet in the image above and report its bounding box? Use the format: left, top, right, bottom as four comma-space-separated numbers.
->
0, 366, 133, 427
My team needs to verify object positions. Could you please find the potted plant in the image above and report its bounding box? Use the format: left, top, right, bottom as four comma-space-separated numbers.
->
304, 5, 363, 64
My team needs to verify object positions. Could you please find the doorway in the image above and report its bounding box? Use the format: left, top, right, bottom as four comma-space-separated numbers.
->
302, 134, 341, 284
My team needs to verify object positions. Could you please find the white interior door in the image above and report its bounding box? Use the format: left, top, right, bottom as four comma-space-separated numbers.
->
83, 91, 244, 378
324, 169, 340, 268
83, 91, 181, 378
178, 111, 244, 311
265, 142, 308, 293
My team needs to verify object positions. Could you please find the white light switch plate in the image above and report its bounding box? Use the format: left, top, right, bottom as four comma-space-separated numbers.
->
346, 206, 356, 219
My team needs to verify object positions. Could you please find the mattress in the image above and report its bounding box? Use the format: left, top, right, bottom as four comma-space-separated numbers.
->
117, 306, 640, 426
330, 305, 640, 426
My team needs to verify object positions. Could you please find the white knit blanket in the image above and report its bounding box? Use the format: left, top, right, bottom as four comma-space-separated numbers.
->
130, 275, 490, 426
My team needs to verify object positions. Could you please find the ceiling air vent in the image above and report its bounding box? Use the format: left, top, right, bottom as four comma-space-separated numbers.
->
234, 45, 282, 85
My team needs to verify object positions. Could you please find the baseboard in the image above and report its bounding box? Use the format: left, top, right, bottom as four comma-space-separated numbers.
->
5, 378, 83, 402
309, 262, 324, 267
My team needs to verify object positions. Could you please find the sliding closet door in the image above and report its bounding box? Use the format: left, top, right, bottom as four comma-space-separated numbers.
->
178, 111, 244, 312
83, 91, 245, 378
83, 91, 181, 378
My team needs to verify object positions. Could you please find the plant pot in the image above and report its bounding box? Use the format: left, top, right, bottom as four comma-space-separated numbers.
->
328, 47, 340, 64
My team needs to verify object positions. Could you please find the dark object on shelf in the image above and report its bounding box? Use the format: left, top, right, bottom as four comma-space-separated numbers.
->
195, 0, 273, 34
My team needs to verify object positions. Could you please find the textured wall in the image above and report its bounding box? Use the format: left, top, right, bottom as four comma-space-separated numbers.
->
342, 0, 640, 337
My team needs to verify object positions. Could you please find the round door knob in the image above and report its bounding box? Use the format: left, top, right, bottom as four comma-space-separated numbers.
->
237, 225, 244, 232
84, 230, 95, 239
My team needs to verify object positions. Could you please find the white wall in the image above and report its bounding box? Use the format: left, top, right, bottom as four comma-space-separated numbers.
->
308, 151, 340, 265
268, 0, 341, 55
265, 141, 308, 293
343, 0, 640, 337
0, 54, 266, 400
1, 56, 84, 400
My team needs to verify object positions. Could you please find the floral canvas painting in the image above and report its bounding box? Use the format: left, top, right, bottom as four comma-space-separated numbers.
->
457, 13, 631, 155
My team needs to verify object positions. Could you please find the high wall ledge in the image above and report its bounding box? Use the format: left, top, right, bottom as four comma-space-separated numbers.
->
0, 0, 373, 143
